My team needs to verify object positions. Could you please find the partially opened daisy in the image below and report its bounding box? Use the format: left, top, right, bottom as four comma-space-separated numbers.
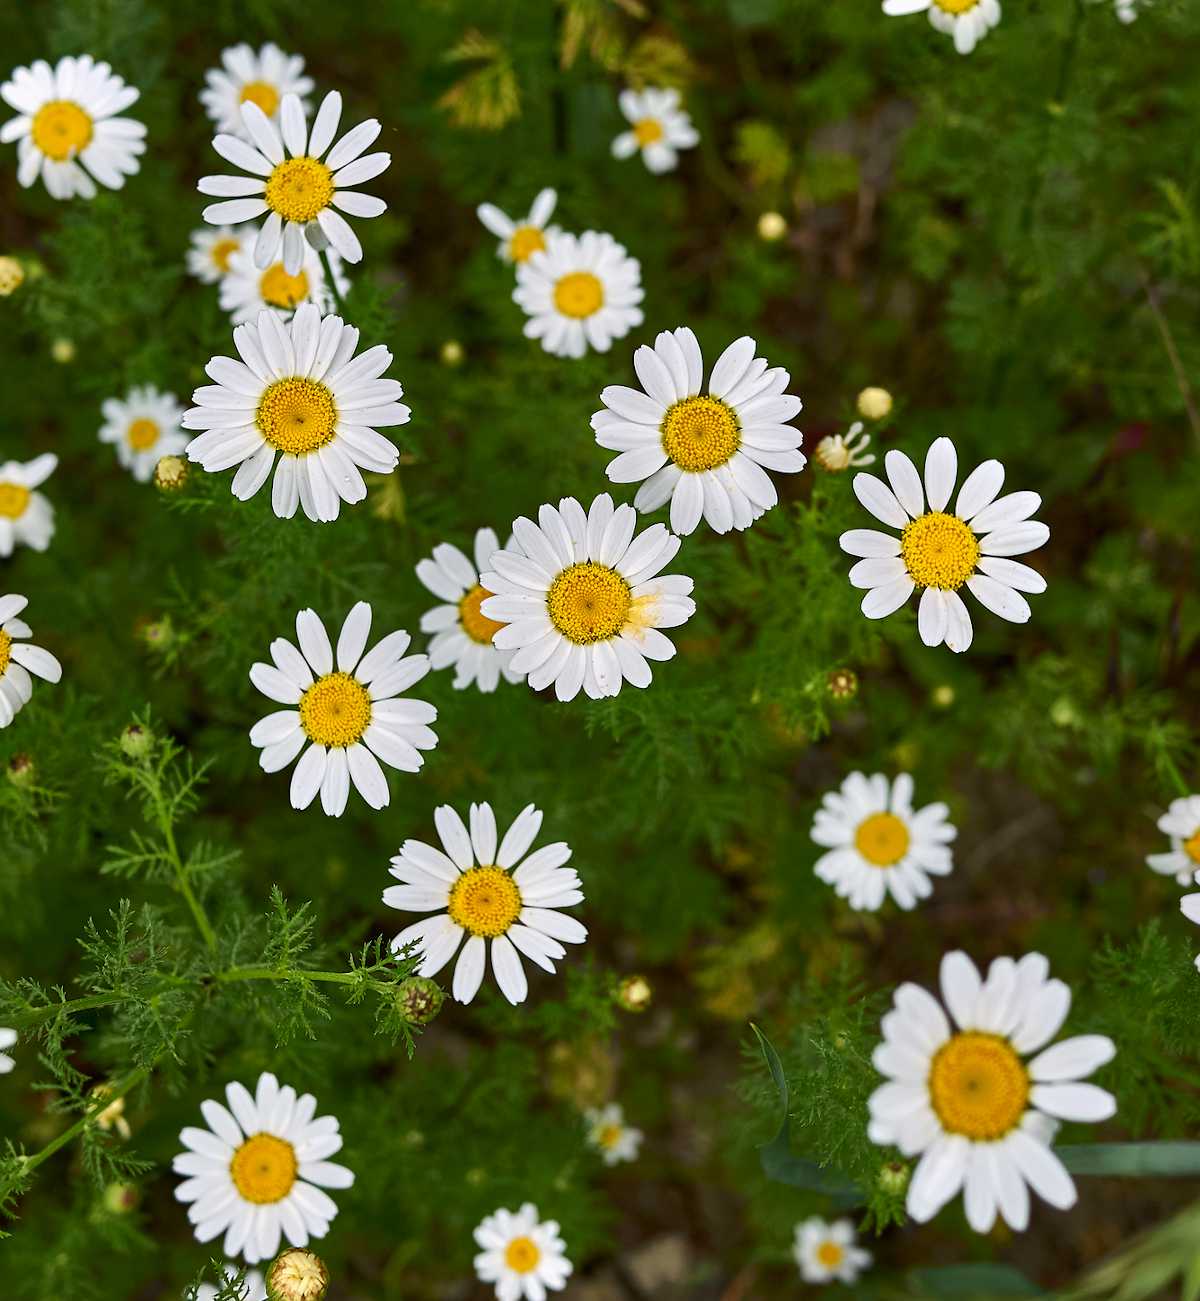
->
812, 771, 955, 911
480, 493, 696, 702
592, 326, 805, 536
197, 1266, 266, 1301
0, 593, 63, 729
219, 237, 347, 324
249, 602, 437, 816
869, 950, 1117, 1233
172, 1071, 353, 1265
793, 1217, 871, 1286
584, 1103, 643, 1166
99, 386, 188, 482
477, 187, 559, 263
513, 230, 643, 359
200, 43, 312, 138
1, 55, 146, 200
183, 303, 407, 523
1147, 794, 1200, 886
385, 802, 586, 1006
881, 0, 1001, 55
814, 421, 875, 472
473, 1203, 572, 1300
416, 527, 523, 693
612, 87, 699, 174
199, 89, 390, 275
0, 454, 56, 557
840, 438, 1049, 653
0, 1028, 15, 1073
187, 225, 251, 284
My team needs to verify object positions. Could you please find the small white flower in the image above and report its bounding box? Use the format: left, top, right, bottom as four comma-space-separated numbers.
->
477, 187, 559, 263
840, 437, 1049, 653
0, 454, 56, 556
592, 325, 805, 536
815, 421, 875, 472
172, 1071, 354, 1265
1115, 0, 1144, 21
416, 527, 523, 693
611, 87, 698, 174
1, 55, 146, 199
0, 1028, 16, 1073
0, 593, 62, 729
869, 950, 1117, 1233
195, 1266, 266, 1301
473, 1203, 572, 1300
385, 802, 586, 1006
514, 230, 643, 359
585, 1103, 643, 1165
1147, 794, 1200, 887
793, 1217, 871, 1285
249, 602, 437, 817
200, 43, 313, 139
187, 225, 252, 284
882, 0, 1002, 54
219, 235, 347, 324
1181, 871, 1200, 970
99, 386, 188, 482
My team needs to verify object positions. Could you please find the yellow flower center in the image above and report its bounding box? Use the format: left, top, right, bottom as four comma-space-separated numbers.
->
298, 671, 372, 747
239, 80, 281, 117
816, 1241, 845, 1269
0, 482, 31, 519
932, 0, 980, 12
900, 512, 980, 590
459, 584, 505, 645
229, 1133, 298, 1204
31, 99, 93, 161
264, 157, 335, 224
259, 263, 311, 309
447, 865, 522, 938
211, 236, 242, 273
928, 1032, 1029, 1141
1185, 829, 1200, 865
661, 396, 741, 473
553, 271, 604, 320
854, 812, 910, 867
598, 1123, 623, 1149
504, 1236, 542, 1275
508, 226, 546, 263
546, 562, 631, 645
633, 118, 664, 146
127, 419, 161, 452
256, 378, 338, 455
0, 629, 10, 674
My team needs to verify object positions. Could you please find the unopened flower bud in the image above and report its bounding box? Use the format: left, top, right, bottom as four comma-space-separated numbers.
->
138, 615, 175, 653
154, 454, 189, 492
51, 337, 76, 364
267, 1248, 328, 1301
616, 974, 652, 1013
757, 211, 787, 242
0, 256, 25, 296
856, 387, 893, 421
440, 339, 464, 366
7, 752, 35, 787
119, 723, 155, 760
878, 1159, 910, 1196
827, 668, 858, 701
396, 976, 444, 1026
930, 684, 955, 709
102, 1181, 139, 1214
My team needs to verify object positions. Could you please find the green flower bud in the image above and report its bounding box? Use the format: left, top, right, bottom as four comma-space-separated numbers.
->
119, 724, 155, 760
396, 976, 444, 1026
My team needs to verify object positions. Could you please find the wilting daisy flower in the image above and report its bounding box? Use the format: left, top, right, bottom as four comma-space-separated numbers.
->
592, 326, 805, 536
480, 493, 696, 702
219, 238, 347, 324
0, 454, 56, 557
99, 386, 188, 483
584, 1103, 643, 1166
473, 1203, 572, 1301
814, 421, 875, 472
514, 230, 643, 359
611, 87, 699, 174
881, 0, 1001, 55
0, 1028, 15, 1073
0, 593, 62, 729
196, 1267, 267, 1301
187, 225, 252, 284
200, 43, 312, 138
182, 303, 406, 523
477, 187, 559, 264
416, 528, 523, 692
1, 56, 146, 200
840, 438, 1048, 653
869, 950, 1117, 1233
249, 602, 436, 816
172, 1071, 354, 1265
1147, 795, 1200, 887
199, 89, 390, 275
812, 772, 955, 911
793, 1217, 872, 1286
385, 802, 586, 1005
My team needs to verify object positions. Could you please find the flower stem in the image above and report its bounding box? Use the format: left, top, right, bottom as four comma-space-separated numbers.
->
21, 1064, 151, 1176
318, 247, 345, 315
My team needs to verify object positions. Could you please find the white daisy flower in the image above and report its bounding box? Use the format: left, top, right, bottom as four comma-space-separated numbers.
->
1147, 795, 1200, 887
0, 454, 56, 557
584, 1102, 643, 1166
416, 527, 523, 693
249, 602, 437, 817
840, 437, 1049, 653
0, 55, 146, 200
172, 1071, 354, 1265
0, 593, 62, 729
99, 386, 188, 483
200, 43, 313, 139
611, 87, 699, 174
182, 303, 407, 523
814, 421, 875, 472
0, 1028, 16, 1073
812, 771, 956, 912
881, 0, 1002, 55
513, 230, 643, 359
195, 1266, 266, 1301
869, 950, 1117, 1233
793, 1217, 872, 1285
198, 89, 390, 275
1181, 876, 1200, 971
591, 325, 805, 536
219, 237, 348, 325
1115, 0, 1144, 22
477, 187, 559, 264
187, 225, 252, 285
473, 1203, 572, 1301
385, 801, 587, 1006
480, 493, 696, 703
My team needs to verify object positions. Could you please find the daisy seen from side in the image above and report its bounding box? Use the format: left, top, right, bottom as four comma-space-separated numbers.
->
1147, 794, 1200, 887
187, 224, 252, 284
793, 1217, 872, 1286
200, 43, 313, 139
219, 237, 347, 324
477, 187, 559, 264
814, 421, 875, 472
0, 593, 63, 729
611, 87, 699, 174
585, 1102, 643, 1166
0, 453, 56, 556
881, 0, 1002, 55
473, 1203, 572, 1301
99, 386, 188, 483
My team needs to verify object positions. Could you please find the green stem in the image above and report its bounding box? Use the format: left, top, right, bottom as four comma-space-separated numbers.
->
150, 776, 217, 953
22, 1065, 151, 1176
7, 993, 125, 1031
215, 965, 359, 987
1159, 747, 1192, 800
318, 247, 345, 314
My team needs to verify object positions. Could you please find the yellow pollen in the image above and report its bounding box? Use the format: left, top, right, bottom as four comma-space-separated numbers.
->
31, 99, 93, 161
0, 629, 10, 675
239, 80, 281, 116
854, 812, 910, 867
0, 482, 31, 519
256, 377, 338, 455
211, 237, 242, 273
633, 118, 664, 146
900, 512, 980, 591
298, 672, 372, 747
932, 0, 980, 11
259, 262, 311, 309
1185, 829, 1200, 865
816, 1241, 844, 1269
504, 1236, 542, 1275
508, 226, 546, 263
447, 865, 522, 938
661, 395, 740, 473
127, 419, 161, 452
229, 1132, 297, 1204
459, 584, 505, 645
928, 1032, 1029, 1141
264, 156, 335, 225
599, 1124, 623, 1149
546, 562, 631, 645
553, 271, 604, 320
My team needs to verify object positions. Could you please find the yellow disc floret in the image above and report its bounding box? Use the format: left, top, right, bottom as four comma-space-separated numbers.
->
553, 271, 604, 320
0, 629, 10, 675
932, 0, 980, 11
546, 562, 631, 645
31, 100, 93, 160
0, 482, 31, 519
900, 512, 980, 590
126, 419, 161, 452
264, 157, 335, 224
239, 80, 281, 117
256, 378, 338, 455
229, 1133, 298, 1204
459, 584, 505, 645
298, 672, 372, 747
508, 226, 546, 263
1185, 828, 1200, 865
447, 866, 522, 938
816, 1241, 845, 1269
661, 396, 740, 473
854, 812, 910, 867
504, 1236, 542, 1274
259, 263, 311, 309
633, 118, 664, 146
210, 237, 242, 273
928, 1032, 1029, 1141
